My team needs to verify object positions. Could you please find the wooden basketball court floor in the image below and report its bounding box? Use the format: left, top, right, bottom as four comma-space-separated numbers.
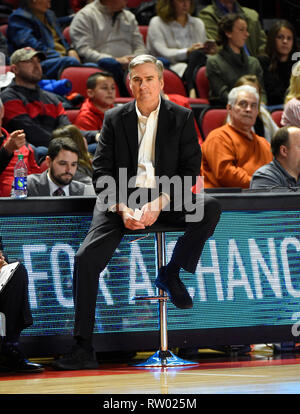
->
1, 347, 300, 396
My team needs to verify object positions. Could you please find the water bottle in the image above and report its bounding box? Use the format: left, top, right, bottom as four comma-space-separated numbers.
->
13, 154, 28, 199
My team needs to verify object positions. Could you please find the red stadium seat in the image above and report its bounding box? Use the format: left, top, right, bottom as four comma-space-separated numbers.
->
63, 25, 71, 45
0, 65, 11, 73
194, 66, 210, 103
271, 110, 283, 127
60, 66, 120, 97
163, 69, 187, 96
2, 0, 19, 8
199, 108, 227, 139
127, 0, 152, 7
0, 24, 7, 37
138, 25, 148, 44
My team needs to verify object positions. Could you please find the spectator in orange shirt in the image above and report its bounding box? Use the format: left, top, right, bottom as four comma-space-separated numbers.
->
201, 84, 272, 188
74, 71, 116, 132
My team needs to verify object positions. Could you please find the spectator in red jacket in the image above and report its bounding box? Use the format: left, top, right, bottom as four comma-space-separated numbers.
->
0, 99, 41, 197
74, 71, 116, 131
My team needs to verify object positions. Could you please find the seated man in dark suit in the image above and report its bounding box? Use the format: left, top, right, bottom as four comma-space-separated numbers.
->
27, 137, 95, 196
0, 237, 43, 373
52, 54, 222, 371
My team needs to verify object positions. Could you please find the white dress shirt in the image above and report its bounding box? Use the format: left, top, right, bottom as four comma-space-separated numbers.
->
135, 100, 160, 189
47, 171, 70, 196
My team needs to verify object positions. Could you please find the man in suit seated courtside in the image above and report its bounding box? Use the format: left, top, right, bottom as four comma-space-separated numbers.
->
27, 137, 95, 196
52, 54, 222, 370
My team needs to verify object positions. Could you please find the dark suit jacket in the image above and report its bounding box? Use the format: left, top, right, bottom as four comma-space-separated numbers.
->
91, 98, 201, 227
27, 170, 95, 196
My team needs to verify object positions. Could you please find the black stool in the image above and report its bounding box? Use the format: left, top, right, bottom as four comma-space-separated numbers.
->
126, 223, 198, 367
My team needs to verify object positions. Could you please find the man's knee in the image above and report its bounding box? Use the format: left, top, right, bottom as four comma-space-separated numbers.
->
204, 196, 222, 223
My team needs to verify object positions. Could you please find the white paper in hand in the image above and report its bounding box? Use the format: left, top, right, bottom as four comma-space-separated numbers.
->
0, 262, 20, 293
127, 209, 143, 221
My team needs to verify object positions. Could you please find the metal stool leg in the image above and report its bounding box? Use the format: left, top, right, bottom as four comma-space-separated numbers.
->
133, 232, 198, 367
0, 312, 6, 351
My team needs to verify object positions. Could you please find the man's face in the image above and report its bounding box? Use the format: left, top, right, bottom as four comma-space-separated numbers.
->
228, 91, 259, 131
129, 62, 164, 107
47, 149, 78, 187
0, 249, 7, 270
284, 128, 300, 177
13, 56, 43, 84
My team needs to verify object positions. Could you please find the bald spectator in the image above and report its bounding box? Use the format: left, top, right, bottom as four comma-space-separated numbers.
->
201, 84, 272, 188
198, 0, 266, 56
250, 126, 300, 189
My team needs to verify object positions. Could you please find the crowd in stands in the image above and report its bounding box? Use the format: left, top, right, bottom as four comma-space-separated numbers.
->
0, 0, 298, 199
0, 0, 300, 196
1, 0, 300, 371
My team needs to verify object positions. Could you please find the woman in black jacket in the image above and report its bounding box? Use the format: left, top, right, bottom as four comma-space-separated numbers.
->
258, 20, 299, 109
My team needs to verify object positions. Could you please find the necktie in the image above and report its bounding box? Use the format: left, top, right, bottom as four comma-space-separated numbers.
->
53, 187, 65, 196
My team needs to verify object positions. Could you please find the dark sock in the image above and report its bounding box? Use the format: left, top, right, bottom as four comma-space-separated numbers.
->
76, 337, 93, 352
165, 261, 180, 277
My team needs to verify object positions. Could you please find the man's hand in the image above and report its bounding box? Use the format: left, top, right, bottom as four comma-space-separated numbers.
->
115, 55, 134, 68
116, 203, 146, 230
68, 49, 81, 62
187, 43, 205, 55
116, 194, 169, 229
0, 250, 8, 270
140, 194, 169, 227
3, 130, 26, 154
139, 198, 161, 227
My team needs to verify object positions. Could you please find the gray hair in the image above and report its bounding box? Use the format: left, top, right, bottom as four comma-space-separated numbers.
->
227, 84, 259, 107
128, 54, 164, 80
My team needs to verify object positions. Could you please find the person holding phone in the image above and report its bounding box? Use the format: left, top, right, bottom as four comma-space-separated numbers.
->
147, 0, 216, 96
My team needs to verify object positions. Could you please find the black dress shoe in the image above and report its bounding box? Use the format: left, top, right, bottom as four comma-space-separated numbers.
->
52, 345, 99, 371
0, 343, 44, 373
155, 266, 193, 309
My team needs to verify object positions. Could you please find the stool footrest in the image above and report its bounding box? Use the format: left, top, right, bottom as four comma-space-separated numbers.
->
132, 295, 168, 301
133, 349, 198, 367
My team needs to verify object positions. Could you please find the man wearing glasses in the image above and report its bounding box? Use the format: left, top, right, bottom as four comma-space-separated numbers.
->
201, 84, 273, 189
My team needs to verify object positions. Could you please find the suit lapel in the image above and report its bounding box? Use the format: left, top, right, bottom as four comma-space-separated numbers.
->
40, 171, 52, 196
155, 99, 173, 169
120, 99, 173, 174
122, 102, 139, 169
